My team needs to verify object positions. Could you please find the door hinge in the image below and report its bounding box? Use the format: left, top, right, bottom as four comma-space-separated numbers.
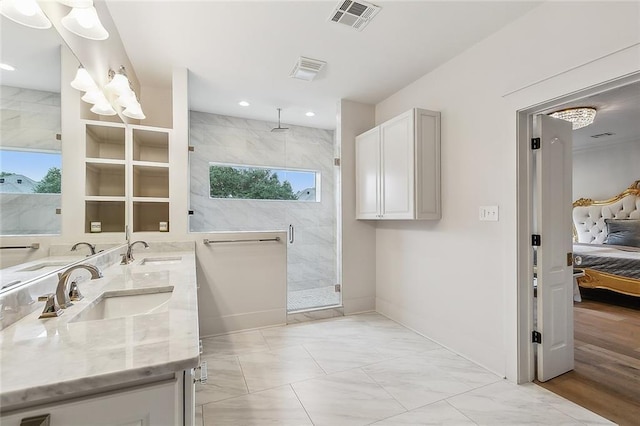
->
188, 146, 195, 152
188, 210, 194, 215
531, 137, 540, 150
334, 158, 341, 166
56, 133, 62, 141
334, 284, 341, 293
532, 330, 542, 344
532, 234, 541, 246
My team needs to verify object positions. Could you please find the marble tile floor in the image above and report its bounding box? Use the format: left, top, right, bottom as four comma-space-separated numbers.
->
195, 313, 613, 425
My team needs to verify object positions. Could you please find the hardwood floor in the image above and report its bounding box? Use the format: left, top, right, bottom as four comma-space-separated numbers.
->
536, 292, 640, 426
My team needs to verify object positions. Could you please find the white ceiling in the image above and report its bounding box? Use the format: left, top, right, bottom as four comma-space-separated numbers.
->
0, 18, 62, 92
105, 1, 541, 129
541, 81, 640, 150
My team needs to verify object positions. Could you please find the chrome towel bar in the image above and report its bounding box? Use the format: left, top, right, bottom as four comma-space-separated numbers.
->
203, 237, 281, 245
0, 243, 40, 250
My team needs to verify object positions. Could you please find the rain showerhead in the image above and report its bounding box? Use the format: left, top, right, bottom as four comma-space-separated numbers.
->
271, 108, 289, 133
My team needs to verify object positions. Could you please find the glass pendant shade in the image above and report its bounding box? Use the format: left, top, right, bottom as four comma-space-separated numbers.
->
122, 102, 146, 120
0, 0, 52, 29
549, 107, 597, 130
91, 101, 117, 116
105, 73, 130, 97
61, 6, 108, 40
115, 90, 137, 108
70, 67, 97, 91
81, 88, 103, 104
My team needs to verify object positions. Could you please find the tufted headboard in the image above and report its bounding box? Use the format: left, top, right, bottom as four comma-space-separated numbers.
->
573, 180, 640, 243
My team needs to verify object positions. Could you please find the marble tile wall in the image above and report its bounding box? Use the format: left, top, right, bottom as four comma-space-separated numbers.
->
189, 111, 338, 296
0, 85, 61, 151
0, 194, 60, 235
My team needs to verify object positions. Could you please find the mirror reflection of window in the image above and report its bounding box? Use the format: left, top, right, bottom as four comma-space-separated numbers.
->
0, 149, 62, 235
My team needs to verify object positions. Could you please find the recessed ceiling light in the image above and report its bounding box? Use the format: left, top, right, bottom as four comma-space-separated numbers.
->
305, 111, 315, 117
0, 63, 16, 71
238, 101, 250, 107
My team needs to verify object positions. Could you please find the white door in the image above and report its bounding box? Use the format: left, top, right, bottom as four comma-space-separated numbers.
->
535, 114, 574, 382
380, 111, 414, 219
355, 127, 381, 219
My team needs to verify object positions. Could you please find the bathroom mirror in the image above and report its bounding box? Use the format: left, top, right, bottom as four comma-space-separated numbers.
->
0, 16, 124, 290
0, 19, 64, 236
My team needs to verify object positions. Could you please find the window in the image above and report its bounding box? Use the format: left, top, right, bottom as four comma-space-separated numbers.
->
0, 150, 61, 194
0, 149, 62, 235
209, 163, 320, 202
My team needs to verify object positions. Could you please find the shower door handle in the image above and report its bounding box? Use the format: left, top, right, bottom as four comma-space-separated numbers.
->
289, 224, 294, 244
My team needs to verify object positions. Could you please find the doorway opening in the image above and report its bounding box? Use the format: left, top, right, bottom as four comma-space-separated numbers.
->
516, 75, 640, 424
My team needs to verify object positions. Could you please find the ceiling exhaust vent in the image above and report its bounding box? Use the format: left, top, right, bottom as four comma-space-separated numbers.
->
290, 56, 326, 81
329, 0, 380, 31
590, 132, 615, 138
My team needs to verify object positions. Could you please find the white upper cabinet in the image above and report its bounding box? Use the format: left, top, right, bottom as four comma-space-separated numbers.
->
355, 108, 441, 220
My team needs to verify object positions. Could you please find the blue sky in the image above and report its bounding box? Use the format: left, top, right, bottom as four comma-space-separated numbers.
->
0, 150, 61, 181
272, 169, 316, 192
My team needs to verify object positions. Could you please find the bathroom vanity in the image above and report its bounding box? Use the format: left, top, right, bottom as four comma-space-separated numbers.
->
0, 245, 200, 426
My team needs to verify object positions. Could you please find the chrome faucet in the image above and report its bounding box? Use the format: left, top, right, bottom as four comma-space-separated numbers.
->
121, 241, 149, 265
71, 242, 96, 256
56, 264, 102, 309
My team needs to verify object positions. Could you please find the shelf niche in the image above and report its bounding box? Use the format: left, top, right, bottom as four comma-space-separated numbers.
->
133, 202, 169, 232
133, 166, 169, 198
86, 163, 125, 196
133, 129, 169, 163
85, 201, 125, 233
86, 125, 125, 160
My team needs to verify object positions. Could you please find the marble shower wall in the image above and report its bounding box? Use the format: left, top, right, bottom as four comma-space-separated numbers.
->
189, 111, 338, 293
0, 86, 61, 235
1, 85, 61, 151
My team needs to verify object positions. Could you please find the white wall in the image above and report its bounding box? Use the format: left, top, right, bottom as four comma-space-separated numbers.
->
338, 100, 377, 314
373, 2, 640, 379
573, 140, 640, 200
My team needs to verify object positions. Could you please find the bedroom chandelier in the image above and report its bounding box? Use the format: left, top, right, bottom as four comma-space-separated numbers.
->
549, 107, 597, 130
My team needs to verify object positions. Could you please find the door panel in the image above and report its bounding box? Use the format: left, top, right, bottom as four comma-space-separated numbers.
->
536, 114, 574, 382
381, 112, 414, 219
355, 127, 380, 219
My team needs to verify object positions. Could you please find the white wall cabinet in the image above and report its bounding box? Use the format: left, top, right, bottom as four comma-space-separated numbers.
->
355, 108, 441, 220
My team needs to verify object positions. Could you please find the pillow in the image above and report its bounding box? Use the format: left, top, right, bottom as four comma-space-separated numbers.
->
603, 219, 640, 248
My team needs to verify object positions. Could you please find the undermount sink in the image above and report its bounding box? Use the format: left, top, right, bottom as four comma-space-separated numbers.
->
70, 286, 174, 322
17, 261, 71, 272
139, 256, 182, 266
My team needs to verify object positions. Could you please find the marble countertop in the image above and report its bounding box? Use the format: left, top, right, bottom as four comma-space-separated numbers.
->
0, 249, 200, 411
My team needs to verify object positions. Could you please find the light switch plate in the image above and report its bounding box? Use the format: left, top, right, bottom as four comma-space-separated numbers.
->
479, 205, 499, 221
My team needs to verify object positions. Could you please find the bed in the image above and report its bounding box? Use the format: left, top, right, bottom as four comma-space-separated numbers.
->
572, 180, 640, 297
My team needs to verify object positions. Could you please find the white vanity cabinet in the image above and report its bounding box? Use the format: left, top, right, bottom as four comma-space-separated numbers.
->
1, 371, 195, 426
355, 108, 441, 220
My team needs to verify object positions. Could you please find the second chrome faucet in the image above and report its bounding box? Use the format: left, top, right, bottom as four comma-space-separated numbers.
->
121, 241, 149, 265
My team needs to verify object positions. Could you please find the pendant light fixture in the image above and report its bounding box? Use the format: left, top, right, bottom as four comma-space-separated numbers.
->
90, 92, 116, 116
70, 66, 97, 92
105, 67, 131, 96
0, 0, 52, 29
122, 102, 146, 120
60, 1, 109, 41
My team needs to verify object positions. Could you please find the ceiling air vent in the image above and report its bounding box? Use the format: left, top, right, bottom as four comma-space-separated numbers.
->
329, 0, 380, 31
290, 56, 327, 81
590, 132, 615, 138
